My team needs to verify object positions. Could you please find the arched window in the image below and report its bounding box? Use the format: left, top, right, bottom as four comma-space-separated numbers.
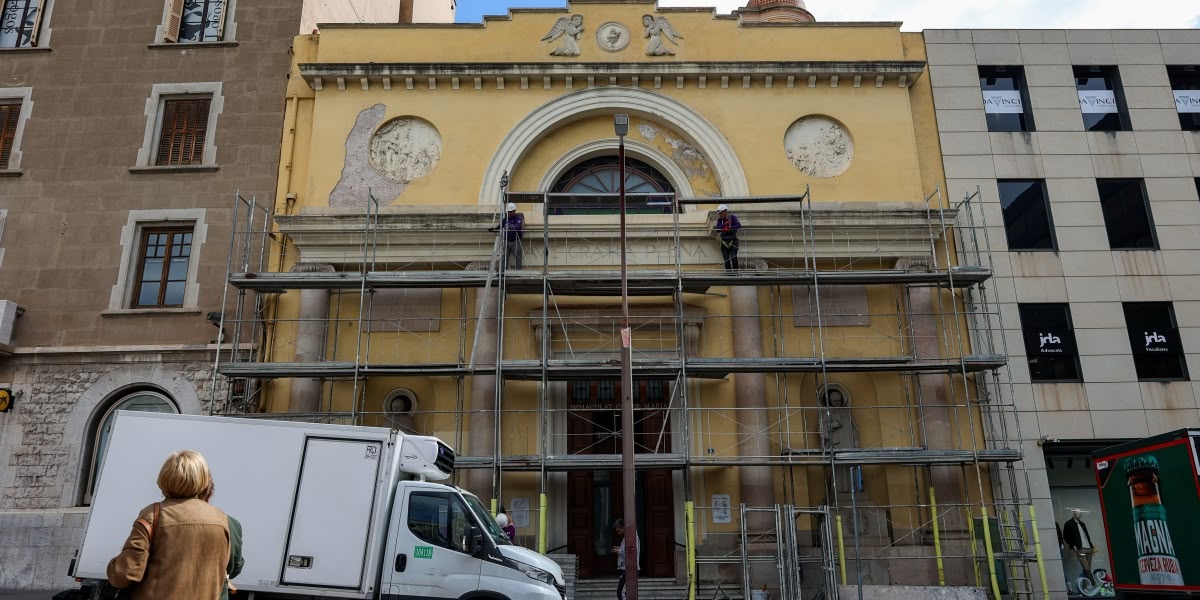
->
549, 156, 676, 215
83, 390, 177, 504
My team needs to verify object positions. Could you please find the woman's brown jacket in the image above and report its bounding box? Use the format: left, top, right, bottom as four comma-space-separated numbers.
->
107, 497, 231, 600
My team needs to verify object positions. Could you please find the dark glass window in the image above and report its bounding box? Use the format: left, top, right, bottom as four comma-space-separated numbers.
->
1123, 303, 1189, 380
1018, 304, 1082, 382
548, 156, 676, 215
1168, 65, 1200, 131
1075, 66, 1129, 131
1097, 179, 1156, 249
979, 66, 1034, 132
133, 228, 193, 308
998, 180, 1056, 250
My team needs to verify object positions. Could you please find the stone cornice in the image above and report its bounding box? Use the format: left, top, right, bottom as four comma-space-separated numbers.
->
277, 202, 951, 266
298, 60, 926, 92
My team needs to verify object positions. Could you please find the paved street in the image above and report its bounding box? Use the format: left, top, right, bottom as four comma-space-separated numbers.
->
0, 592, 58, 599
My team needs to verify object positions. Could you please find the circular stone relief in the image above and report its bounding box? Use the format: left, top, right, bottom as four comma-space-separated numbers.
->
783, 116, 853, 178
595, 21, 631, 52
368, 117, 443, 183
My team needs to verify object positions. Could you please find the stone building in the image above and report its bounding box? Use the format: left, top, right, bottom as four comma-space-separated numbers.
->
0, 0, 305, 590
925, 29, 1200, 598
213, 1, 1031, 598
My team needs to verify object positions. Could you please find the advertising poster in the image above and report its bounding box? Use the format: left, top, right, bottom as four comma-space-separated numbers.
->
1095, 434, 1200, 592
983, 90, 1024, 114
1079, 90, 1119, 114
1175, 90, 1200, 113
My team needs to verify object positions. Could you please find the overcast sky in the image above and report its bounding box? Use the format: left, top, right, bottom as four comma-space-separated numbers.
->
458, 0, 1200, 30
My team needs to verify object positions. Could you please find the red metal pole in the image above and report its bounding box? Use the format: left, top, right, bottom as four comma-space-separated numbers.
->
618, 126, 638, 600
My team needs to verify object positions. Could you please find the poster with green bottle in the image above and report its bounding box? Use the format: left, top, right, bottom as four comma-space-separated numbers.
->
1094, 430, 1200, 592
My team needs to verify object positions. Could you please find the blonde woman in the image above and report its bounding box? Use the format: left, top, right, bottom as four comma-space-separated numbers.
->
107, 450, 232, 599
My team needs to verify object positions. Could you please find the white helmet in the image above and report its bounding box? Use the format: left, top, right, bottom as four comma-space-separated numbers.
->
496, 513, 510, 528
506, 202, 517, 212
717, 204, 729, 212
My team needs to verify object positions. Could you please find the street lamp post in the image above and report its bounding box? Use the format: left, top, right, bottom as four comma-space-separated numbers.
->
615, 113, 638, 600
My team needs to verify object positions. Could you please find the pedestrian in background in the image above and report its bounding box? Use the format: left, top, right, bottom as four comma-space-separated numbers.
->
107, 450, 233, 600
612, 518, 640, 600
202, 482, 244, 599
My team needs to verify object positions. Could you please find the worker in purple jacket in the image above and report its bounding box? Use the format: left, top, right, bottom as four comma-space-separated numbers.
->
489, 202, 524, 270
714, 204, 741, 271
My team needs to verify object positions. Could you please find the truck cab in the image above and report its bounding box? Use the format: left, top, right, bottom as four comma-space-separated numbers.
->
384, 481, 563, 599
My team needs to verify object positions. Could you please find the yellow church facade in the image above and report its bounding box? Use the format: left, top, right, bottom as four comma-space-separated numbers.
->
217, 1, 1032, 595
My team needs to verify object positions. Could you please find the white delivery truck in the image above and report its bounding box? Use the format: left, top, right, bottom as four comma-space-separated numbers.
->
68, 412, 565, 600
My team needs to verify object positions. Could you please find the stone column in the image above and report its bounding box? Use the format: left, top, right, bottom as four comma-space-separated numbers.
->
899, 257, 969, 583
730, 283, 774, 520
289, 263, 335, 413
465, 270, 499, 498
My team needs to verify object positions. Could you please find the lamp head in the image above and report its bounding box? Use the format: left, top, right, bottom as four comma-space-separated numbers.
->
614, 114, 630, 137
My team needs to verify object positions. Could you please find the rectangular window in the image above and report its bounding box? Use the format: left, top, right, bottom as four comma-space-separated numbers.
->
1168, 65, 1200, 131
1123, 302, 1189, 381
133, 227, 193, 308
0, 0, 42, 48
1097, 179, 1156, 249
155, 97, 210, 166
165, 0, 227, 43
999, 179, 1056, 250
407, 492, 472, 554
0, 101, 19, 169
1075, 66, 1129, 131
1018, 304, 1083, 382
979, 66, 1034, 132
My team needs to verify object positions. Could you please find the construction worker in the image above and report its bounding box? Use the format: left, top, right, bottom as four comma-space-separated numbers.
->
714, 204, 741, 271
489, 202, 524, 270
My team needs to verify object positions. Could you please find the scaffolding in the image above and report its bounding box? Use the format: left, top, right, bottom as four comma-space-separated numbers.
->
211, 184, 1042, 600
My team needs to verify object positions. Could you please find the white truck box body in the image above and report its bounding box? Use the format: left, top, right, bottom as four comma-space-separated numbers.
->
75, 412, 400, 598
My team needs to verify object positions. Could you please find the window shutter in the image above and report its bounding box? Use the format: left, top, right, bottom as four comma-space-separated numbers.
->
24, 0, 45, 47
214, 0, 227, 41
0, 103, 19, 169
163, 0, 185, 42
156, 97, 211, 166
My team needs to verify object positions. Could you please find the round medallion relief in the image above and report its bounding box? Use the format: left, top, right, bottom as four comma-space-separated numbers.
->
595, 21, 631, 52
368, 117, 443, 183
783, 116, 853, 178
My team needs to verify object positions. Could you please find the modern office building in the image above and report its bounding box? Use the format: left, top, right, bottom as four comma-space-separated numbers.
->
926, 28, 1200, 598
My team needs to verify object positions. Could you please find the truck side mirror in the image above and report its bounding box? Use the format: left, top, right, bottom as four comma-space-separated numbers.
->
466, 526, 484, 556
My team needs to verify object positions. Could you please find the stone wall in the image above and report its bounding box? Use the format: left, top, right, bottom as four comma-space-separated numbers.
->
0, 508, 88, 591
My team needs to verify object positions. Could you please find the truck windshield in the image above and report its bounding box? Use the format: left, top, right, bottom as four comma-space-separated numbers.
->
461, 492, 512, 546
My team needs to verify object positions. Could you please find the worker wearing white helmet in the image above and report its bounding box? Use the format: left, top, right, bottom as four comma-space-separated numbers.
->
488, 202, 525, 269
714, 203, 741, 271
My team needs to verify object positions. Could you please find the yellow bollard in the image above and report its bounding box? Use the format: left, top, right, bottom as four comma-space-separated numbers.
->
686, 501, 697, 600
967, 507, 981, 587
930, 487, 945, 585
1029, 505, 1049, 600
836, 514, 848, 586
538, 493, 549, 554
981, 508, 1002, 600
491, 498, 498, 516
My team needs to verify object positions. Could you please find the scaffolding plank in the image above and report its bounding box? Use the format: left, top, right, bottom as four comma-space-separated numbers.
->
225, 266, 992, 292
451, 448, 1021, 470
218, 354, 1006, 379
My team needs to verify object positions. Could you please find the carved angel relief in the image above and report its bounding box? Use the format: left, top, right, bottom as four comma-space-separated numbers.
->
642, 15, 682, 56
542, 14, 584, 56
